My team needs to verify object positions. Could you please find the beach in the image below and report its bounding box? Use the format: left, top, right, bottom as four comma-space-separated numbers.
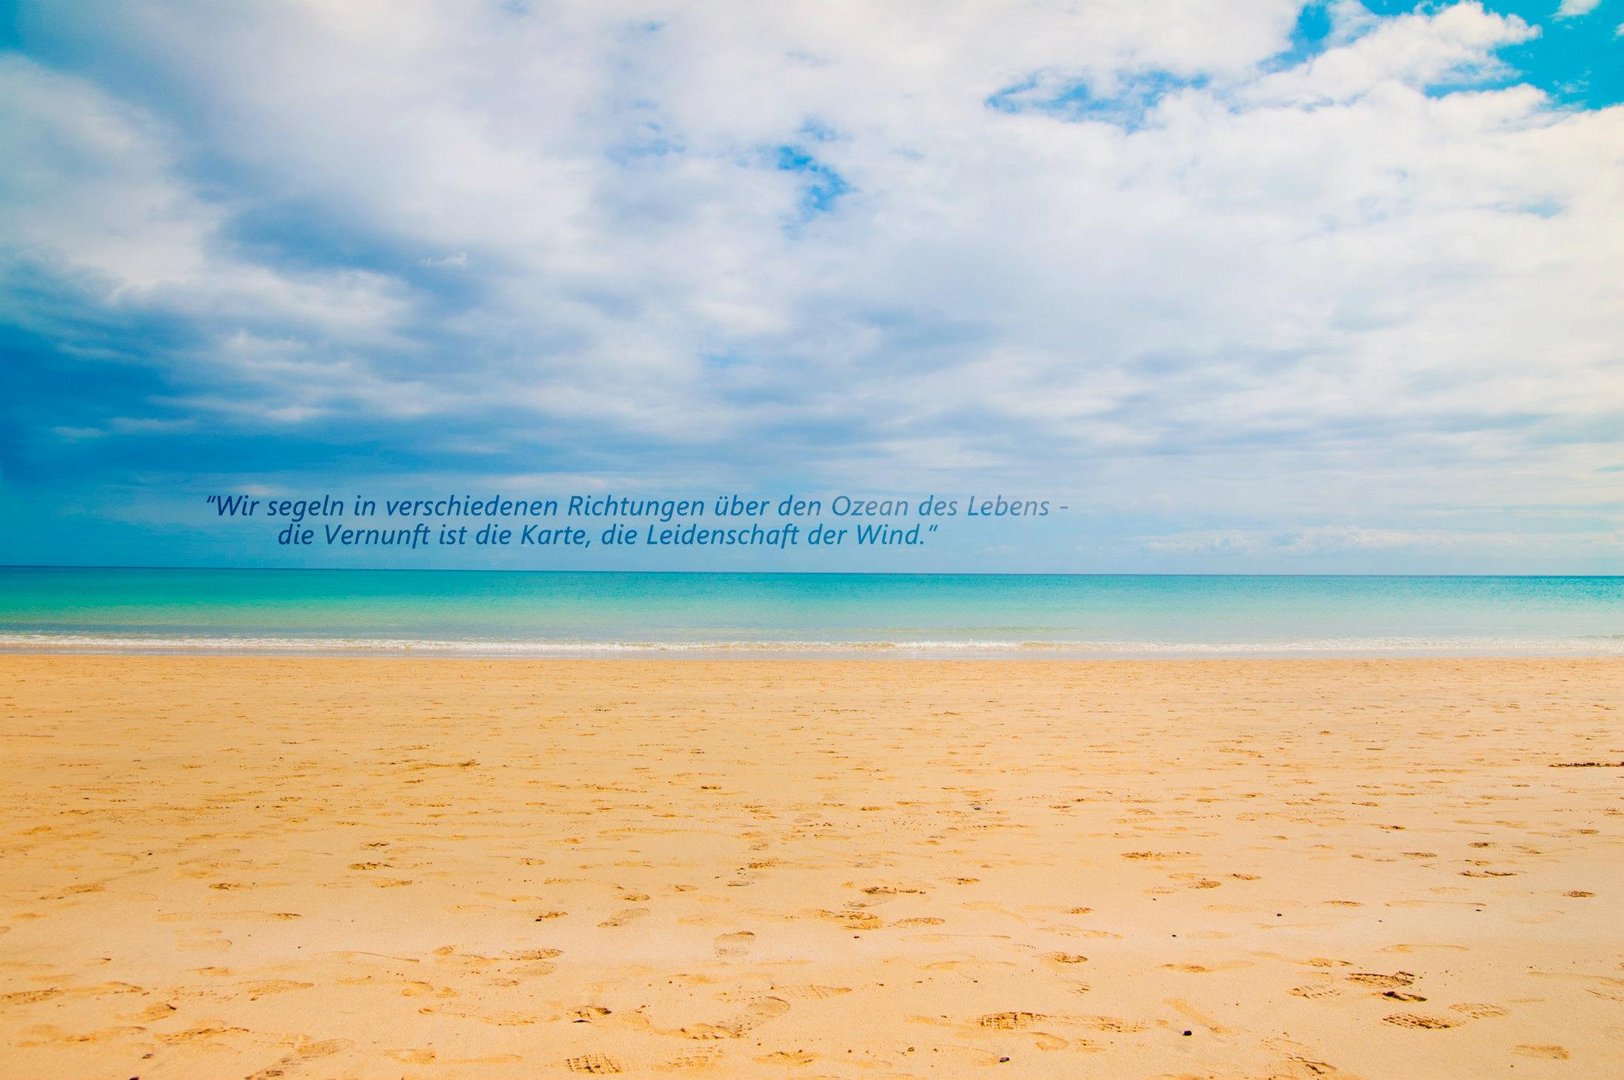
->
1, 654, 1620, 1078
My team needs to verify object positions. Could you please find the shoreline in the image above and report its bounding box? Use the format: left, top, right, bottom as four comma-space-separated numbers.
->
4, 637, 1623, 661
3, 655, 1620, 1078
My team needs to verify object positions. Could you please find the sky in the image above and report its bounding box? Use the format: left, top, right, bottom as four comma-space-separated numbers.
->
1, 0, 1621, 573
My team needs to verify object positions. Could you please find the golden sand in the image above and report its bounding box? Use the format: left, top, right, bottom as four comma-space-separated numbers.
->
1, 655, 1620, 1078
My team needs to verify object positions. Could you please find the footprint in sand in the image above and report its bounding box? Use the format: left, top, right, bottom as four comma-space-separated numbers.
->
1, 989, 63, 1005
1384, 943, 1468, 955
1081, 1015, 1149, 1033
815, 909, 882, 930
124, 1001, 179, 1022
19, 1024, 146, 1048
1512, 1045, 1569, 1059
1347, 971, 1415, 988
632, 993, 789, 1042
774, 984, 850, 1000
1449, 1002, 1508, 1019
977, 1011, 1044, 1030
675, 1021, 750, 1040
564, 1052, 623, 1073
716, 992, 790, 1013
239, 979, 314, 1000
757, 1050, 816, 1065
402, 980, 458, 999
1262, 1037, 1352, 1078
177, 930, 231, 952
713, 931, 754, 958
598, 907, 649, 928
1382, 1013, 1458, 1029
1290, 985, 1341, 1000
245, 1037, 349, 1080
661, 1048, 725, 1070
158, 1025, 252, 1045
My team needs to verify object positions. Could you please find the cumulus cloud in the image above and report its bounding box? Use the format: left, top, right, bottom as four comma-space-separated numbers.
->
3, 0, 1622, 568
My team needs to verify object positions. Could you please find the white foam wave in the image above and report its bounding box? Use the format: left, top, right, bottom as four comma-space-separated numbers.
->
1, 632, 1620, 659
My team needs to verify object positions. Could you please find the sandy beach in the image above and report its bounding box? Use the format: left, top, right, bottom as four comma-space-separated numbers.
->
1, 655, 1620, 1078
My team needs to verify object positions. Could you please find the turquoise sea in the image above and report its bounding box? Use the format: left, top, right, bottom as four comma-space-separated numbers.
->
0, 568, 1620, 657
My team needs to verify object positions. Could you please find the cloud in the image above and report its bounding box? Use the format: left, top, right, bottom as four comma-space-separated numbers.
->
1556, 0, 1601, 17
0, 57, 410, 335
3, 1, 1622, 569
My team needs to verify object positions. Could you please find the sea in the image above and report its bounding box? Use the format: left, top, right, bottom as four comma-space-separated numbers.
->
0, 567, 1620, 658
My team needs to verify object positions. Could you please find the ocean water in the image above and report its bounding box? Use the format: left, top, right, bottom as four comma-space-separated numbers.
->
0, 568, 1620, 657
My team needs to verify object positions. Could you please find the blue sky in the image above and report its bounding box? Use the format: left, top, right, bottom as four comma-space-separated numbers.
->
2, 0, 1621, 572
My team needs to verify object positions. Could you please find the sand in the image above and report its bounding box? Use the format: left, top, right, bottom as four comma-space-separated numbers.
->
0, 655, 1620, 1079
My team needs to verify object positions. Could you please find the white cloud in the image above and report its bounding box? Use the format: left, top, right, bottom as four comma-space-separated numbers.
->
1556, 0, 1601, 17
